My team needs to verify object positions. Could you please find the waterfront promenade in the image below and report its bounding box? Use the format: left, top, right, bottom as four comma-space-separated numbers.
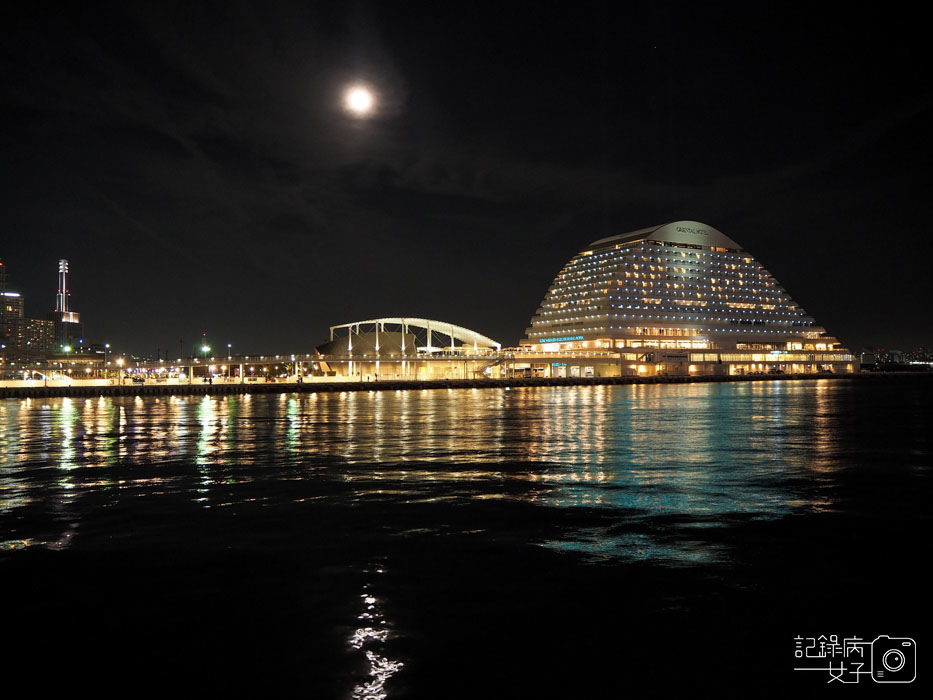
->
0, 371, 922, 399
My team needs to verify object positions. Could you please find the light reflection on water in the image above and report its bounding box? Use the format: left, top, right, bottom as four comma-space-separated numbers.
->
13, 385, 919, 583
0, 381, 887, 561
1, 379, 930, 696
350, 564, 403, 700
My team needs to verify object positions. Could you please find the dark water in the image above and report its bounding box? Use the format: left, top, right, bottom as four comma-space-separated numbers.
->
1, 379, 930, 697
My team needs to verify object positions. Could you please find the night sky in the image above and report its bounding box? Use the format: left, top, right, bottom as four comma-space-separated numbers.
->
3, 1, 931, 355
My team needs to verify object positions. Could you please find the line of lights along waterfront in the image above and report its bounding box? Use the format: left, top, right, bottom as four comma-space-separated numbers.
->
0, 221, 858, 387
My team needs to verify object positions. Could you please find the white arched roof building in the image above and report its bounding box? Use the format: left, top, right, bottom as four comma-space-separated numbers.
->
324, 318, 501, 354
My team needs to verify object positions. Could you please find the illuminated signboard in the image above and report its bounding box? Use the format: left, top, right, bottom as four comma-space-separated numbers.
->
539, 335, 584, 343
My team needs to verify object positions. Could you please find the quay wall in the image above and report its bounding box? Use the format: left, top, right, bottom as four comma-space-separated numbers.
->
0, 372, 924, 400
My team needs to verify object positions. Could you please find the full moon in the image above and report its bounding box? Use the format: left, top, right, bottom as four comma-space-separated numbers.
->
344, 86, 374, 116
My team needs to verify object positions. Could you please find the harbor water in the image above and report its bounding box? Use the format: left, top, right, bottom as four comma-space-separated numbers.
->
1, 378, 929, 696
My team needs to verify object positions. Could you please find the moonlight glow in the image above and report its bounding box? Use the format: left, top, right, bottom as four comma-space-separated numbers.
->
344, 86, 374, 116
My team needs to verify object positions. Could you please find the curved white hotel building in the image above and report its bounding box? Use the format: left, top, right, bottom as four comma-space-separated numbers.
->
520, 221, 855, 376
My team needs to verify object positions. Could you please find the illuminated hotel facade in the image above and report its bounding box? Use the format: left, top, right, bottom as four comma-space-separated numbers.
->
518, 221, 855, 377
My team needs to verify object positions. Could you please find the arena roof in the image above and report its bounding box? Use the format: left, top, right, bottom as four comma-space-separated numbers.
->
329, 318, 501, 350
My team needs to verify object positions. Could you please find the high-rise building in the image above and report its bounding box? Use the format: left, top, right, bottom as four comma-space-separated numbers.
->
0, 257, 7, 346
521, 221, 855, 375
2, 292, 25, 348
24, 318, 54, 352
51, 258, 84, 350
0, 258, 58, 356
